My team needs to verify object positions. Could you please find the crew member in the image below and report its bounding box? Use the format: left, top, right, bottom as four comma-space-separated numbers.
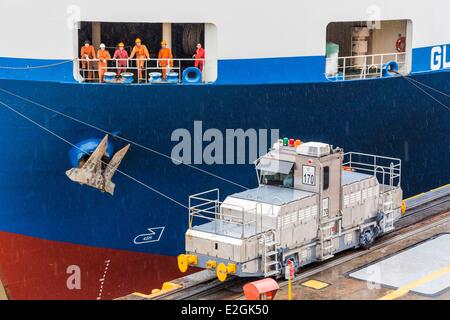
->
396, 33, 406, 53
158, 40, 173, 79
113, 42, 129, 76
192, 43, 205, 72
130, 38, 150, 82
80, 40, 96, 80
97, 43, 111, 83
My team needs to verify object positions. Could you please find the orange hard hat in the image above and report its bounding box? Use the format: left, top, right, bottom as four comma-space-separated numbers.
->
118, 42, 125, 47
161, 40, 167, 45
135, 38, 142, 44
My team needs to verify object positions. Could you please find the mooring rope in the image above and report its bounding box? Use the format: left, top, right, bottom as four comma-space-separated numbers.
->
0, 87, 250, 190
405, 76, 450, 99
388, 70, 450, 112
0, 99, 189, 209
401, 75, 450, 112
0, 59, 76, 70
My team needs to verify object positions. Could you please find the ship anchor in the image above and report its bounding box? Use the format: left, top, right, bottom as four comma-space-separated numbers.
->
66, 135, 130, 196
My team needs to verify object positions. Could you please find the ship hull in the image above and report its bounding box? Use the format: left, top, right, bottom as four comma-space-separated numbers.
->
0, 231, 182, 300
0, 72, 449, 299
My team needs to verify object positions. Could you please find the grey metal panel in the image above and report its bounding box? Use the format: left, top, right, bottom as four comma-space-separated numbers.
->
292, 220, 318, 245
319, 153, 343, 219
194, 220, 252, 238
341, 171, 373, 186
232, 185, 314, 205
257, 158, 294, 174
341, 177, 379, 229
193, 214, 277, 239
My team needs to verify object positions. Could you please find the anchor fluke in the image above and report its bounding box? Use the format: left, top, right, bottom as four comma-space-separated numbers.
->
66, 135, 130, 195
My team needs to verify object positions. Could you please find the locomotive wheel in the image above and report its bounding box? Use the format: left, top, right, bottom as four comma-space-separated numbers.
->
360, 228, 375, 250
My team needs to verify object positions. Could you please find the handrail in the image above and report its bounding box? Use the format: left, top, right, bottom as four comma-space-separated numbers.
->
343, 152, 402, 188
77, 57, 205, 83
329, 52, 405, 60
188, 188, 275, 239
326, 52, 407, 81
78, 58, 205, 63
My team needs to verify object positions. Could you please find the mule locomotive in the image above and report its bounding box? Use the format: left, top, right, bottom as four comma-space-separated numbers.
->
178, 140, 404, 282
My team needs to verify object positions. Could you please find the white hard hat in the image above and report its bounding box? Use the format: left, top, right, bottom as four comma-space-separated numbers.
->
100, 43, 106, 49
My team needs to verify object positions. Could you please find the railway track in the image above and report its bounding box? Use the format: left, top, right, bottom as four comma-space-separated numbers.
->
149, 189, 450, 300
398, 188, 450, 228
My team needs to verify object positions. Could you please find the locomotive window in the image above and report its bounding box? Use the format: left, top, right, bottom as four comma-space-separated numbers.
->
323, 166, 330, 190
260, 170, 294, 188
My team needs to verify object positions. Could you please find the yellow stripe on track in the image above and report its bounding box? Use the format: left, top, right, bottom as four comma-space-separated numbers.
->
404, 183, 450, 202
378, 264, 450, 300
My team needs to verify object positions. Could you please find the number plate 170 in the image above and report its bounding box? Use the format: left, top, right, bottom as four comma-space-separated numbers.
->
302, 165, 316, 186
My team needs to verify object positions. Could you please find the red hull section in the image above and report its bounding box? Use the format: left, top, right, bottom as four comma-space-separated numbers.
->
0, 231, 183, 300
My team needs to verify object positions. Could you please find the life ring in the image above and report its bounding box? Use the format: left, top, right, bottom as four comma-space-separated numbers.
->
69, 138, 114, 168
383, 61, 399, 77
182, 67, 202, 84
396, 37, 406, 52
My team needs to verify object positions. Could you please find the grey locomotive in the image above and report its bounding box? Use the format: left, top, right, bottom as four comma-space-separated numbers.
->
178, 140, 403, 282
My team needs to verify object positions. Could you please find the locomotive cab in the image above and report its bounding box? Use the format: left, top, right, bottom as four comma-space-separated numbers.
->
178, 141, 403, 281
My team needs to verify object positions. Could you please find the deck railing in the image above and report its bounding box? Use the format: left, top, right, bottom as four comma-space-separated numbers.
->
326, 52, 407, 81
77, 58, 205, 83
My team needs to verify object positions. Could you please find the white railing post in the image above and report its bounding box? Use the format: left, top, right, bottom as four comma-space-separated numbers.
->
179, 59, 182, 83
343, 57, 346, 80
390, 162, 394, 188
380, 55, 384, 78
363, 55, 367, 79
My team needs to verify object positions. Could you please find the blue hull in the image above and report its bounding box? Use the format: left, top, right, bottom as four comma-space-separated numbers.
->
0, 72, 449, 258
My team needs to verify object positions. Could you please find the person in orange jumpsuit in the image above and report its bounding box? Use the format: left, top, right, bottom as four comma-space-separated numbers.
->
158, 40, 173, 79
80, 40, 96, 80
192, 43, 205, 71
97, 43, 111, 83
130, 38, 150, 82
